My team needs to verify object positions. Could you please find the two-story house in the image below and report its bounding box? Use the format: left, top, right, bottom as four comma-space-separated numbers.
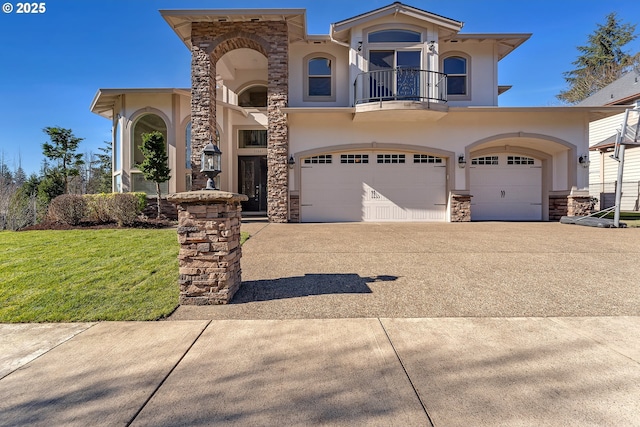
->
90, 2, 623, 222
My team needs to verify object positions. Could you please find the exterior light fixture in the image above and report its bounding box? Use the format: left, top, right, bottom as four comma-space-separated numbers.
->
578, 155, 590, 168
428, 41, 436, 52
200, 137, 222, 190
357, 41, 363, 52
288, 155, 296, 169
458, 154, 466, 168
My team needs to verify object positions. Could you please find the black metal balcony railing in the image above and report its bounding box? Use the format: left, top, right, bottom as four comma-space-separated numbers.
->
354, 68, 447, 106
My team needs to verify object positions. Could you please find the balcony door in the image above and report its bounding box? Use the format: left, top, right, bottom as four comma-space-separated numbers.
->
369, 50, 421, 100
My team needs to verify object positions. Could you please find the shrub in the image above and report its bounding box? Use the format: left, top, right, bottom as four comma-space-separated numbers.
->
47, 194, 87, 225
110, 193, 142, 226
85, 193, 113, 223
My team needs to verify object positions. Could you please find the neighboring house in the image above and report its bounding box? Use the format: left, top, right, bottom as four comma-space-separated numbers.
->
90, 2, 624, 223
579, 70, 640, 211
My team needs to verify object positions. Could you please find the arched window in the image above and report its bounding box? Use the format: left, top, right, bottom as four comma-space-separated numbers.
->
444, 56, 468, 96
132, 114, 167, 167
368, 29, 421, 43
304, 54, 336, 102
238, 85, 267, 107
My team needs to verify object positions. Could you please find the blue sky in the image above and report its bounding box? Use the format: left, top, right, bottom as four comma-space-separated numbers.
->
1, 0, 639, 175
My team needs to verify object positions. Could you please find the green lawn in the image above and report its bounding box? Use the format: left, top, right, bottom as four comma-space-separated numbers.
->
0, 229, 181, 322
0, 228, 251, 322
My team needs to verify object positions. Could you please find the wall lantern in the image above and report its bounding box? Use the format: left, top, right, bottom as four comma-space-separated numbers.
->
357, 41, 363, 52
200, 137, 222, 190
428, 41, 436, 52
288, 155, 296, 169
578, 154, 590, 168
458, 154, 466, 168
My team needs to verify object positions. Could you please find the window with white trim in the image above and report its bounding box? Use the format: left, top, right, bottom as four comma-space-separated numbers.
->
377, 154, 405, 163
341, 154, 369, 164
443, 55, 468, 96
304, 154, 332, 164
507, 156, 535, 165
471, 156, 499, 165
304, 54, 336, 102
413, 154, 443, 164
132, 113, 167, 167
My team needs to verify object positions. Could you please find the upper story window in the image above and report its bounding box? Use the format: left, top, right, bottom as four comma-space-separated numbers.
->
368, 29, 421, 43
132, 113, 167, 167
304, 53, 336, 102
238, 85, 267, 107
443, 55, 469, 97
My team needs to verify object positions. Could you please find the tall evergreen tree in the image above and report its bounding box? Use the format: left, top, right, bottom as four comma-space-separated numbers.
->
139, 131, 171, 219
42, 127, 85, 194
557, 13, 639, 104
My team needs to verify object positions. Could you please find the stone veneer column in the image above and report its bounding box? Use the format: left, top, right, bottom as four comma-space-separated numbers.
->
449, 193, 472, 222
190, 21, 290, 222
567, 188, 594, 217
190, 25, 217, 190
167, 191, 248, 305
266, 28, 289, 222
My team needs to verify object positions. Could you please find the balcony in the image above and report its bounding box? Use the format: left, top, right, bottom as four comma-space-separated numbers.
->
353, 69, 448, 121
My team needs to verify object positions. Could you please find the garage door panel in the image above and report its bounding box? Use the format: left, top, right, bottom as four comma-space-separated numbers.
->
301, 152, 446, 222
470, 155, 542, 221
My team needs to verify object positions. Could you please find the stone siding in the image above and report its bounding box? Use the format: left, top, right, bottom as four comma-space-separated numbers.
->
191, 21, 289, 222
549, 194, 569, 221
289, 192, 300, 222
450, 193, 472, 222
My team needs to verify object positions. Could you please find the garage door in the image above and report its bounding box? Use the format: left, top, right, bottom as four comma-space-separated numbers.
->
301, 152, 447, 222
469, 154, 542, 221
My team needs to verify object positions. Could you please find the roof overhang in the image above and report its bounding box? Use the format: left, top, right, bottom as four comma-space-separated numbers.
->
442, 33, 532, 60
331, 2, 463, 43
90, 88, 190, 120
449, 105, 629, 121
160, 8, 307, 49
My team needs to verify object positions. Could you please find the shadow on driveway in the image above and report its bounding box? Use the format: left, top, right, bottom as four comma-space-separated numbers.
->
231, 274, 398, 303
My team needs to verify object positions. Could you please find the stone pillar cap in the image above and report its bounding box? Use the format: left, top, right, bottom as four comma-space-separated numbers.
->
167, 190, 249, 204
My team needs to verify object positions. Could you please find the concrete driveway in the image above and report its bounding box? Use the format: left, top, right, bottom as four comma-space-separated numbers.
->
3, 222, 639, 426
171, 222, 640, 319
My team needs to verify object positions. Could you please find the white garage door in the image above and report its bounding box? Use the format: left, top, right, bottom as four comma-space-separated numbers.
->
301, 152, 447, 222
470, 154, 542, 221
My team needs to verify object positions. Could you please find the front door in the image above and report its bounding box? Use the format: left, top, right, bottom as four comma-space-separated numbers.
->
238, 156, 267, 212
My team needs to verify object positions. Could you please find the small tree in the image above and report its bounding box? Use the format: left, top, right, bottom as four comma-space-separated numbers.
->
42, 127, 85, 194
139, 131, 171, 219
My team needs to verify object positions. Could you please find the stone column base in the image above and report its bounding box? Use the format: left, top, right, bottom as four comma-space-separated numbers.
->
449, 193, 472, 222
167, 191, 248, 305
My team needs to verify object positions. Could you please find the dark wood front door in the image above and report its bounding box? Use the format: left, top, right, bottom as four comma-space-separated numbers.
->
238, 156, 267, 212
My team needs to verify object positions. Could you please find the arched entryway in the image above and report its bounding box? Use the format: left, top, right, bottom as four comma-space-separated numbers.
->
190, 22, 290, 222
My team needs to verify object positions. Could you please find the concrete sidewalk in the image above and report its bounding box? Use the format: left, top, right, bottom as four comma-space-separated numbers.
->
1, 317, 639, 426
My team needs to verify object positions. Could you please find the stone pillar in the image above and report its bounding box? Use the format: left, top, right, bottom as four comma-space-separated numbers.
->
266, 23, 290, 223
167, 191, 248, 305
567, 188, 594, 217
449, 193, 472, 222
191, 23, 218, 190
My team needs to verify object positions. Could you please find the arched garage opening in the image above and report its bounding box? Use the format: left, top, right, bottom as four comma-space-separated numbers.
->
295, 143, 455, 222
465, 133, 577, 221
